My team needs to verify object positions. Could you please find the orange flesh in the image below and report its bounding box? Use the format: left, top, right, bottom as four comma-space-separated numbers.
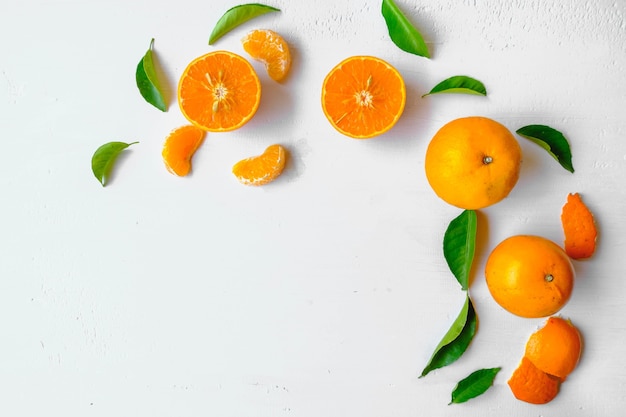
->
162, 125, 205, 176
321, 56, 406, 139
232, 144, 286, 186
178, 51, 261, 132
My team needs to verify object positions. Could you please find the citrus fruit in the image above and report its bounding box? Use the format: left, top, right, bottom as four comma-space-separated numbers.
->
485, 235, 575, 318
161, 125, 206, 176
424, 116, 522, 209
178, 50, 261, 132
508, 356, 560, 404
242, 29, 291, 82
232, 144, 286, 186
321, 56, 406, 139
524, 317, 582, 381
561, 192, 598, 259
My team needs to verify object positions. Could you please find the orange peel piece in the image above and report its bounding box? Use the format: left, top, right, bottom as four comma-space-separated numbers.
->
561, 193, 598, 259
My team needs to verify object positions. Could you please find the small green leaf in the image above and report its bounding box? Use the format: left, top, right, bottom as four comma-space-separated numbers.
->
443, 210, 477, 291
421, 294, 477, 377
381, 0, 430, 58
516, 125, 574, 173
91, 141, 138, 187
423, 75, 487, 97
208, 3, 280, 45
449, 367, 501, 405
136, 39, 167, 112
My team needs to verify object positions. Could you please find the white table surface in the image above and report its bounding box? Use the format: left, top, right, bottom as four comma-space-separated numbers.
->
2, 0, 625, 415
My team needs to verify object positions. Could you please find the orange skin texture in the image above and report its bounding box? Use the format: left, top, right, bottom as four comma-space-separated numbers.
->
485, 235, 575, 318
321, 56, 406, 139
508, 356, 561, 404
161, 125, 205, 177
424, 116, 522, 210
525, 317, 582, 382
561, 192, 598, 259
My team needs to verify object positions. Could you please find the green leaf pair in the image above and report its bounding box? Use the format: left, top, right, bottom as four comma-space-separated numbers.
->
421, 211, 477, 378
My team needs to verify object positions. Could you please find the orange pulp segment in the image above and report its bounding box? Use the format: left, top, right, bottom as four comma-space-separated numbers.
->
232, 144, 286, 186
321, 56, 406, 139
242, 29, 291, 82
162, 125, 206, 176
178, 50, 261, 132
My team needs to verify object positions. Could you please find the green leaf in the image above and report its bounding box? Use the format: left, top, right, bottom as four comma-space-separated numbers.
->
381, 0, 430, 58
443, 210, 477, 291
421, 294, 477, 377
516, 125, 574, 173
208, 3, 281, 45
449, 367, 501, 405
423, 75, 487, 97
136, 38, 167, 112
91, 141, 138, 187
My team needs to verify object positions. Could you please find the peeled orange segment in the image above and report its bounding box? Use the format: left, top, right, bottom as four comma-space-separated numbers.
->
485, 235, 575, 318
524, 317, 582, 382
561, 192, 598, 259
424, 116, 522, 210
162, 125, 206, 177
178, 50, 261, 132
508, 357, 560, 404
321, 56, 406, 139
242, 29, 291, 82
232, 144, 286, 186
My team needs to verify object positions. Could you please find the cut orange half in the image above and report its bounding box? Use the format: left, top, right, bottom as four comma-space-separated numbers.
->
178, 50, 261, 132
321, 56, 406, 139
162, 125, 206, 176
232, 144, 286, 186
242, 29, 291, 82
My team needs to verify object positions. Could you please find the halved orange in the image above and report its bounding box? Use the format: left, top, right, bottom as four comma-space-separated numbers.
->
162, 125, 206, 176
178, 50, 261, 132
232, 144, 286, 186
242, 29, 291, 82
321, 56, 406, 139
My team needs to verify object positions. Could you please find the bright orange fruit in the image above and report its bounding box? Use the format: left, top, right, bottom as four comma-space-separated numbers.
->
561, 192, 598, 259
321, 56, 406, 139
524, 317, 582, 382
232, 144, 286, 186
162, 125, 206, 176
508, 357, 560, 404
242, 29, 291, 82
424, 116, 522, 209
178, 50, 261, 132
485, 235, 575, 318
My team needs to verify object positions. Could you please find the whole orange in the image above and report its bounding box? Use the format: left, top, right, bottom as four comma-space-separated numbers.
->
524, 316, 582, 381
424, 116, 522, 209
485, 235, 575, 318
